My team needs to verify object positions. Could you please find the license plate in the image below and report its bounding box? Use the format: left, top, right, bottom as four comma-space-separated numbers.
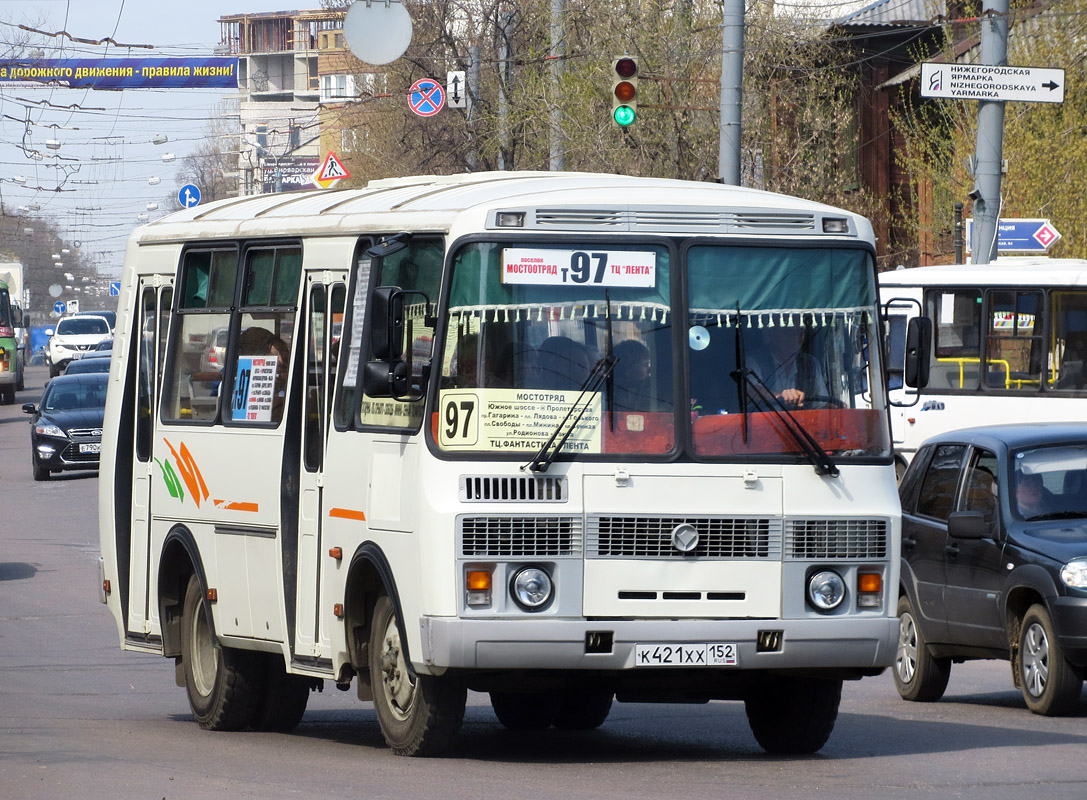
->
79, 443, 101, 454
635, 643, 738, 667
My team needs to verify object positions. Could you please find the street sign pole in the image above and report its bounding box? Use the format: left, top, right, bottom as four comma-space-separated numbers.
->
970, 0, 1009, 265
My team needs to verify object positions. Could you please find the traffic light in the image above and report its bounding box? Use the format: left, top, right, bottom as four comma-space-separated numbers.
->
611, 56, 639, 127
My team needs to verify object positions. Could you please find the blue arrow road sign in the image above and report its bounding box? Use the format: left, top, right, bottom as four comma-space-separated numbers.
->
966, 218, 1062, 253
109, 281, 122, 297
179, 184, 201, 208
53, 301, 66, 314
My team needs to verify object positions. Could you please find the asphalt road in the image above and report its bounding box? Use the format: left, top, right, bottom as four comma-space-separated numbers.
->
2, 365, 1086, 799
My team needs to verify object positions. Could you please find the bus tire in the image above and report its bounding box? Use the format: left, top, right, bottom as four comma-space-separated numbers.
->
1019, 604, 1084, 716
554, 690, 613, 730
252, 654, 311, 732
180, 575, 261, 731
490, 691, 560, 730
369, 594, 465, 756
744, 675, 842, 755
0, 385, 13, 404
894, 596, 950, 701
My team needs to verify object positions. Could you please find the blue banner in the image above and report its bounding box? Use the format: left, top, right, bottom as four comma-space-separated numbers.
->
0, 57, 238, 89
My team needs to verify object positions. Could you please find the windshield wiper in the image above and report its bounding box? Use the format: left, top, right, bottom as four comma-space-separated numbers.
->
1023, 510, 1087, 521
523, 354, 617, 473
731, 365, 840, 478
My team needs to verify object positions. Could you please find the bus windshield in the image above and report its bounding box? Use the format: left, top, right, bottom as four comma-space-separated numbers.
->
436, 241, 888, 461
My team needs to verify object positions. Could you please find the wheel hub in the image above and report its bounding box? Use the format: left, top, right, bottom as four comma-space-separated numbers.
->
1021, 621, 1050, 698
896, 612, 918, 683
380, 620, 415, 719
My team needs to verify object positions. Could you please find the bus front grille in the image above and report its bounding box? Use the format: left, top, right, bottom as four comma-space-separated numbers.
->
459, 515, 582, 556
460, 475, 567, 502
586, 516, 781, 559
785, 518, 889, 560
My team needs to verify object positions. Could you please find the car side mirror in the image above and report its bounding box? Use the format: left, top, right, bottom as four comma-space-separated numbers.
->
22, 403, 36, 414
904, 317, 932, 389
948, 510, 991, 539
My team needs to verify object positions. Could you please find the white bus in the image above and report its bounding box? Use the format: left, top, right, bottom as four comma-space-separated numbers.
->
881, 258, 1087, 465
99, 171, 900, 756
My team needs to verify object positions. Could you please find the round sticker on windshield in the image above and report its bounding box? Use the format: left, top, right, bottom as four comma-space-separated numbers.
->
689, 325, 710, 351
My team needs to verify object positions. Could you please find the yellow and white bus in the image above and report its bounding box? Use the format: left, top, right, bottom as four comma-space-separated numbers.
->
99, 171, 900, 756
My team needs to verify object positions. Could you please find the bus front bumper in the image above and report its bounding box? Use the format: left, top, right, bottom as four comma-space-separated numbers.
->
418, 615, 899, 673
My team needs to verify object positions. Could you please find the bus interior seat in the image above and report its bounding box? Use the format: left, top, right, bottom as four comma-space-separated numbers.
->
1056, 359, 1087, 389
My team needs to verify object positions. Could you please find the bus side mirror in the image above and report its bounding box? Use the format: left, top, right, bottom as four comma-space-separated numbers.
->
370, 286, 405, 361
904, 317, 932, 389
362, 359, 409, 398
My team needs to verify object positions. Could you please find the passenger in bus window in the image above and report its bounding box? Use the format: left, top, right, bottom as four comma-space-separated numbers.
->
537, 336, 593, 390
750, 325, 827, 408
612, 339, 652, 411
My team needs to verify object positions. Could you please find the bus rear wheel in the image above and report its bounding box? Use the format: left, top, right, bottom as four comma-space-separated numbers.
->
369, 594, 465, 756
180, 575, 261, 731
744, 675, 842, 754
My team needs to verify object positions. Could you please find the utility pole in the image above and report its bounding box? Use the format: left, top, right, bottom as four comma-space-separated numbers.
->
549, 0, 565, 171
718, 0, 744, 185
969, 0, 1009, 264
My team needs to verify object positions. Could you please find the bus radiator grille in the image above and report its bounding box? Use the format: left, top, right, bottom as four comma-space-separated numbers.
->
785, 518, 889, 560
460, 475, 567, 503
458, 515, 582, 557
586, 516, 782, 560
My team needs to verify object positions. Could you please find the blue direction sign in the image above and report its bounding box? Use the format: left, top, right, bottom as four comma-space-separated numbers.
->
109, 281, 122, 297
53, 301, 66, 315
178, 183, 201, 208
966, 218, 1062, 254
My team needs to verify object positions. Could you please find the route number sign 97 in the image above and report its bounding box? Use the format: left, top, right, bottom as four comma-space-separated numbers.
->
502, 248, 656, 288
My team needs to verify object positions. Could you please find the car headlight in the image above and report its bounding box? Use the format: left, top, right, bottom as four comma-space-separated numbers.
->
35, 423, 67, 437
510, 566, 553, 611
807, 570, 846, 611
1060, 558, 1087, 589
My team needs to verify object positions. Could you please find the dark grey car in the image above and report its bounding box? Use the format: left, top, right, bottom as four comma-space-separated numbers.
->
896, 423, 1087, 715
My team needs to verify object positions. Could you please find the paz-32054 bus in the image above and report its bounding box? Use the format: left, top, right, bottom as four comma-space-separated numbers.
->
99, 171, 900, 756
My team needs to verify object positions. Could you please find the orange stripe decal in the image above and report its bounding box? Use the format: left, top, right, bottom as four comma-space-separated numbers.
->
213, 499, 260, 512
329, 507, 366, 521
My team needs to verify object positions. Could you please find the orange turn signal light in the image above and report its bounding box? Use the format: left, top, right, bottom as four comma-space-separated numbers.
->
467, 570, 492, 591
858, 573, 882, 593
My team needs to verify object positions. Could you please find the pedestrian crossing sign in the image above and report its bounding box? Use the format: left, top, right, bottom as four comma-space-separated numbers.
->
312, 152, 351, 189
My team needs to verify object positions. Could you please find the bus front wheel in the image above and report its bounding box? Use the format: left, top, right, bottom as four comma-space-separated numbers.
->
744, 675, 842, 754
368, 594, 466, 756
180, 575, 261, 730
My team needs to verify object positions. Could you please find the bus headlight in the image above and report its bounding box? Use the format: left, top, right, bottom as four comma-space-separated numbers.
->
807, 570, 846, 612
510, 566, 553, 611
1060, 558, 1087, 589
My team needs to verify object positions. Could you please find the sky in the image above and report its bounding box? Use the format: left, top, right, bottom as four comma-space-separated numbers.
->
0, 0, 280, 278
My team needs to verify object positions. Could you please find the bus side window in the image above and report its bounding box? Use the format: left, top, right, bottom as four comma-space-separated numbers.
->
358, 237, 442, 429
162, 249, 237, 423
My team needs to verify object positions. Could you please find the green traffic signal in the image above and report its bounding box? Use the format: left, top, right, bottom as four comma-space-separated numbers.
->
613, 105, 635, 126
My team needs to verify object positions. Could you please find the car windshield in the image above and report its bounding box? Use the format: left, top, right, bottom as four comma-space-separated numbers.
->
42, 379, 107, 410
57, 317, 109, 335
1013, 444, 1087, 520
65, 359, 111, 374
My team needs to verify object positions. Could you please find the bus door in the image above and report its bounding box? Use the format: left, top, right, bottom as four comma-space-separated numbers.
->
295, 276, 346, 657
128, 279, 172, 635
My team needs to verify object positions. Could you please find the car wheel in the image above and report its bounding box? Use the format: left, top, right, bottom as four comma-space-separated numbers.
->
180, 574, 261, 730
31, 455, 50, 482
48, 363, 59, 379
744, 675, 842, 754
1018, 604, 1084, 716
369, 593, 465, 755
893, 596, 951, 701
